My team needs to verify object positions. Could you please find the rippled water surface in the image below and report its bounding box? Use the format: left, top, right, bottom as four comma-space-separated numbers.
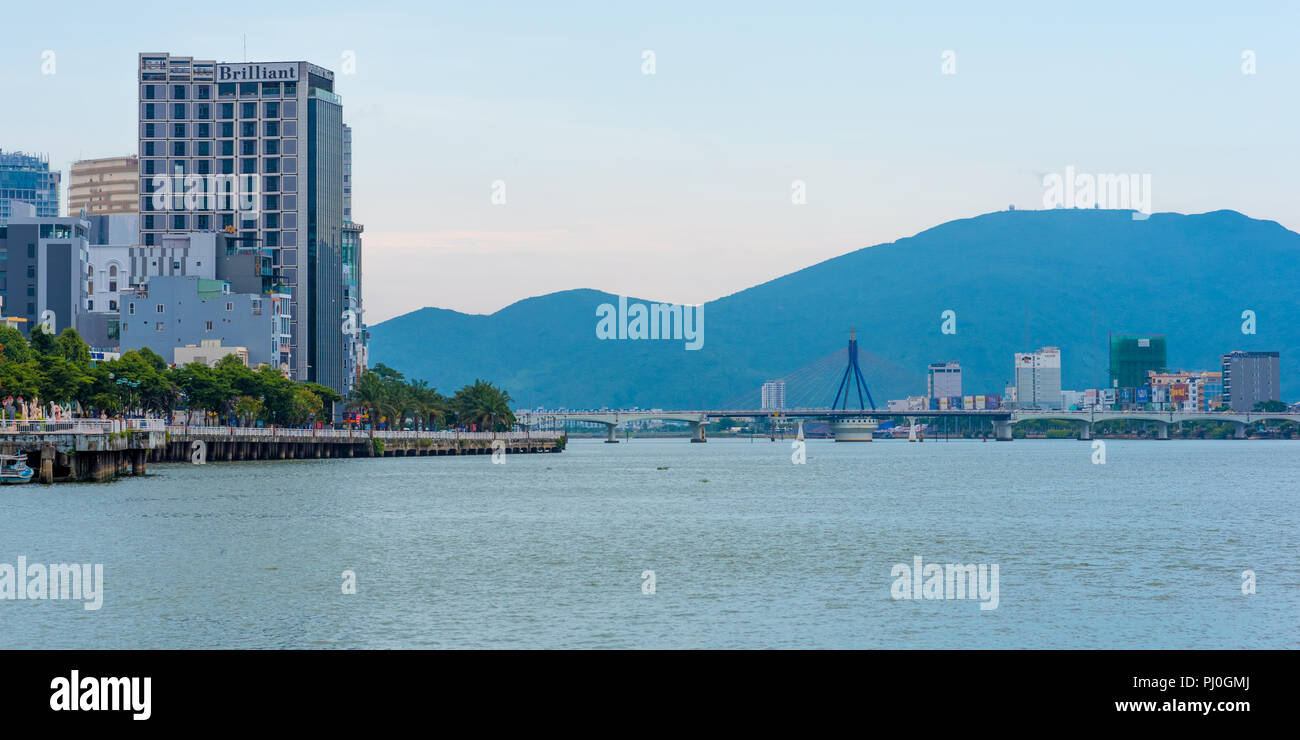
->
2, 438, 1296, 648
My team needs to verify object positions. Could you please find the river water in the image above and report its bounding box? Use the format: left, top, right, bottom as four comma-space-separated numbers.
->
2, 438, 1296, 648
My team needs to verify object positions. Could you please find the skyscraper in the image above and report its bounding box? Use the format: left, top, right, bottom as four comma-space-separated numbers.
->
137, 53, 355, 396
0, 150, 61, 226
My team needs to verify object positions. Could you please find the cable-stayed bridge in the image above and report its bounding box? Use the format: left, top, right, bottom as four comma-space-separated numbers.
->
515, 332, 1300, 441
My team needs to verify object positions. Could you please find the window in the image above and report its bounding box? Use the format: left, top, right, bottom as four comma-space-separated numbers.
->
173, 261, 180, 270
206, 321, 214, 331
109, 300, 117, 311
129, 303, 135, 315
156, 304, 165, 313
156, 322, 164, 332
226, 302, 234, 311
87, 300, 93, 311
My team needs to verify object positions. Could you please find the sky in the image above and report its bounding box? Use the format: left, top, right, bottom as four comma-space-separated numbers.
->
2, 1, 1297, 322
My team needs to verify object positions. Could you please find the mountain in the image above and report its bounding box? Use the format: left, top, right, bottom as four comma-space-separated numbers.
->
368, 209, 1300, 408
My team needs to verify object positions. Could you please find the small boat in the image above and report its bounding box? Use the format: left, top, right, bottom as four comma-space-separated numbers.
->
0, 454, 34, 484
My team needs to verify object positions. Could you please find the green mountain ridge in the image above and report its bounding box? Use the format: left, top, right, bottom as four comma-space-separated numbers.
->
370, 209, 1299, 408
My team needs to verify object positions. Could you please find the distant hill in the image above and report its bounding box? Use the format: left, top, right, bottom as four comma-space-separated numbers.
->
369, 209, 1300, 408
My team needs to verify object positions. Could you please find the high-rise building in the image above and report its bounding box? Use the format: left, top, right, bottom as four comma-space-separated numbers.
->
1220, 351, 1280, 411
0, 150, 61, 226
1109, 334, 1166, 389
0, 202, 89, 337
1014, 346, 1062, 409
69, 156, 140, 217
761, 380, 786, 410
340, 123, 366, 393
136, 53, 354, 397
926, 361, 962, 399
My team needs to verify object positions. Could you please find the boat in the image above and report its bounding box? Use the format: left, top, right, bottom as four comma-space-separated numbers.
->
829, 417, 879, 442
0, 454, 34, 484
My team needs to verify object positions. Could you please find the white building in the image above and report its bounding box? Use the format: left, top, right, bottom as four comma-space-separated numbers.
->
85, 231, 221, 314
1014, 347, 1062, 409
761, 380, 786, 410
927, 361, 962, 399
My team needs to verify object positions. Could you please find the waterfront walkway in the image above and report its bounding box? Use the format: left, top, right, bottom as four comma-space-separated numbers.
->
0, 420, 565, 482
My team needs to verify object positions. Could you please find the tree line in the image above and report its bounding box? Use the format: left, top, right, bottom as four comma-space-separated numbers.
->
0, 325, 517, 430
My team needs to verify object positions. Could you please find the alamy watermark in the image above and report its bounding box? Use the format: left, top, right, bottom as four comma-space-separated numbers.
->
595, 296, 704, 350
891, 555, 999, 610
1042, 165, 1152, 219
0, 556, 104, 611
150, 165, 260, 220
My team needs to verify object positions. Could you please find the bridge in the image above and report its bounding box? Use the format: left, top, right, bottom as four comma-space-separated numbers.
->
516, 331, 1299, 441
517, 407, 1300, 441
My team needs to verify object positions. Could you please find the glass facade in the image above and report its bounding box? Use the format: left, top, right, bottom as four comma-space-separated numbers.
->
0, 151, 61, 225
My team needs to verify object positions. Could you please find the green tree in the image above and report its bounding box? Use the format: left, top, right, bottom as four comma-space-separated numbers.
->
1253, 400, 1287, 412
452, 379, 515, 431
0, 326, 33, 364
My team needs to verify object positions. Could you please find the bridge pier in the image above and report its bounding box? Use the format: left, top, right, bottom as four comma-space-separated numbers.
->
604, 423, 619, 443
690, 421, 707, 443
993, 420, 1013, 441
1078, 422, 1092, 441
1156, 421, 1170, 440
1233, 421, 1248, 439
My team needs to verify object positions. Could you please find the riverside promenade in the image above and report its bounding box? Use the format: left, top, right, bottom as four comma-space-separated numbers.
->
0, 419, 564, 483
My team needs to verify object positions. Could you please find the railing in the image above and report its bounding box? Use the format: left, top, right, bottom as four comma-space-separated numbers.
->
0, 419, 162, 434
164, 426, 562, 441
0, 420, 561, 441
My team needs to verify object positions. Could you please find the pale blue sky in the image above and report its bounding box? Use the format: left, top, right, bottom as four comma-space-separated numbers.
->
2, 1, 1296, 320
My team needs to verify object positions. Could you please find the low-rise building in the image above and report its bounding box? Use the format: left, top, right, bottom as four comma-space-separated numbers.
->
174, 339, 249, 367
117, 275, 289, 369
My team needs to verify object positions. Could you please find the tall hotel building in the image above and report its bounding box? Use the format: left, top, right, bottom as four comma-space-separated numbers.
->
136, 53, 364, 395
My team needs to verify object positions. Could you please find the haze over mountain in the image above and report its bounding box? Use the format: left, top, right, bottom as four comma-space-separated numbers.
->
369, 209, 1299, 409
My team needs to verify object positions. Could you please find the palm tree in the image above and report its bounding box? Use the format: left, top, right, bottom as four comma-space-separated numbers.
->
453, 379, 515, 432
347, 371, 387, 427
